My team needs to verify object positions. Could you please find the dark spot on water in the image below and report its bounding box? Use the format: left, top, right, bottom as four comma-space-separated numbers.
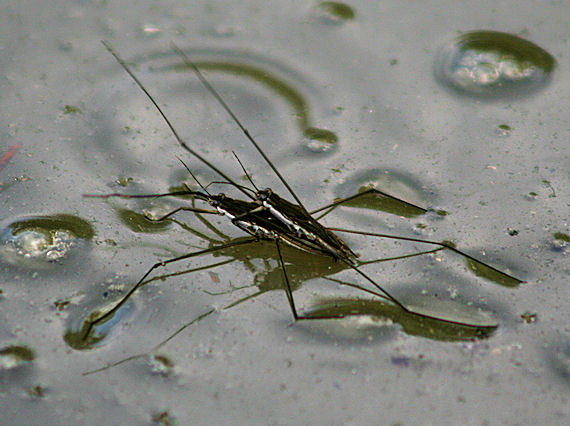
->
54, 299, 70, 311
391, 356, 410, 367
152, 410, 175, 426
63, 104, 81, 114
116, 177, 133, 187
28, 384, 46, 398
520, 312, 537, 324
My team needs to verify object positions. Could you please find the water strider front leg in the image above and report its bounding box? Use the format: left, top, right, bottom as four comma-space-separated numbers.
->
145, 205, 220, 222
84, 191, 221, 221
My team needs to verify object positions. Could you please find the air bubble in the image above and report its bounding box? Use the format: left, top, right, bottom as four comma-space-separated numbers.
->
496, 124, 512, 137
312, 2, 355, 25
149, 353, 175, 376
0, 215, 94, 269
0, 345, 35, 370
435, 31, 556, 99
301, 127, 338, 154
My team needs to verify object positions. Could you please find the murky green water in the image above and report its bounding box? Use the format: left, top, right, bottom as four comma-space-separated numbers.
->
1, 1, 567, 424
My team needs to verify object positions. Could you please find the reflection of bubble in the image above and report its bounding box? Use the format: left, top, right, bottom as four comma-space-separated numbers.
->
335, 169, 427, 217
0, 345, 35, 370
435, 31, 556, 99
301, 127, 338, 155
0, 215, 94, 269
312, 2, 355, 25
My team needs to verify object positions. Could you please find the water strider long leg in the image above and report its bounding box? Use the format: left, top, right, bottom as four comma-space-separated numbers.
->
311, 188, 428, 220
330, 227, 523, 283
101, 41, 256, 202
359, 246, 444, 266
149, 206, 219, 221
83, 307, 216, 376
84, 191, 220, 220
81, 237, 258, 340
170, 42, 310, 214
84, 190, 192, 200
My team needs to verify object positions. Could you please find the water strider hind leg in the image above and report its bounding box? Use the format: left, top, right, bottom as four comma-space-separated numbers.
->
330, 227, 524, 284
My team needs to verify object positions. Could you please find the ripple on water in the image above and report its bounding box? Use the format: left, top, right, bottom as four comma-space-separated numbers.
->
435, 30, 556, 99
0, 214, 94, 269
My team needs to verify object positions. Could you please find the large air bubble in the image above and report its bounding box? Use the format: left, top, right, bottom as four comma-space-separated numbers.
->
435, 31, 556, 99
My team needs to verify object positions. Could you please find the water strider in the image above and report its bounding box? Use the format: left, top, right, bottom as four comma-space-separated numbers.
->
80, 41, 522, 346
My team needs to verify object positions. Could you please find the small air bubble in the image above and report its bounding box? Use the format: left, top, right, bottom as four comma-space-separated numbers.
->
301, 127, 338, 154
150, 354, 175, 376
0, 345, 35, 370
312, 2, 355, 25
496, 124, 512, 137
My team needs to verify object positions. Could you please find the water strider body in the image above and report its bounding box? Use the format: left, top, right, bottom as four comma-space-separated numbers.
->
80, 41, 522, 343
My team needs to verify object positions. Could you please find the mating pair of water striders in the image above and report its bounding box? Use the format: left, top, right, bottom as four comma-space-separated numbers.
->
81, 41, 522, 343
